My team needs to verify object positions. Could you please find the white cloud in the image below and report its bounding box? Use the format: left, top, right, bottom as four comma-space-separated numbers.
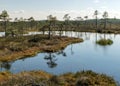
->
9, 9, 120, 21
108, 10, 120, 18
100, 6, 107, 10
13, 10, 25, 14
93, 0, 100, 3
9, 10, 95, 20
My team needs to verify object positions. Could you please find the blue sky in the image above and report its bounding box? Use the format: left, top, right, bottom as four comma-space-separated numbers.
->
0, 0, 120, 20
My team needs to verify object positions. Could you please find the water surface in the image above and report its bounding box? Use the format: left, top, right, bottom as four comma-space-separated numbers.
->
0, 32, 120, 82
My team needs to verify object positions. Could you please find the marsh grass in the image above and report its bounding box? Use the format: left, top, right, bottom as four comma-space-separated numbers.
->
0, 70, 117, 86
0, 35, 83, 62
96, 39, 113, 46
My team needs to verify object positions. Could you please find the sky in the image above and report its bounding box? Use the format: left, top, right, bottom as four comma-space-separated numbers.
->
0, 0, 120, 20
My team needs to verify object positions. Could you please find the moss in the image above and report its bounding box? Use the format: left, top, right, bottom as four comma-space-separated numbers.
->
0, 35, 83, 62
0, 71, 11, 81
96, 39, 113, 46
0, 70, 117, 86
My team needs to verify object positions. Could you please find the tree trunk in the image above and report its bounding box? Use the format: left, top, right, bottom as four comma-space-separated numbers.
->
48, 24, 51, 39
60, 27, 62, 37
4, 21, 7, 37
96, 16, 98, 30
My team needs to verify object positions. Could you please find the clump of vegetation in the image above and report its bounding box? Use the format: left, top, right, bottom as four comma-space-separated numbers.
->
0, 35, 83, 62
96, 39, 113, 46
0, 70, 116, 86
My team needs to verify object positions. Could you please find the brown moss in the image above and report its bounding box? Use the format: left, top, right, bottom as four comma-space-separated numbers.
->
0, 70, 117, 86
0, 36, 83, 62
0, 71, 11, 82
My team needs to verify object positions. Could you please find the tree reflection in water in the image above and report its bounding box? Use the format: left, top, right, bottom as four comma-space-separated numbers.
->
44, 50, 67, 68
70, 44, 74, 55
56, 50, 67, 57
0, 62, 12, 71
44, 53, 57, 68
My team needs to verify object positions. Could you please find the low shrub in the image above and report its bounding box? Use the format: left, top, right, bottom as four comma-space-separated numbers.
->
96, 39, 113, 46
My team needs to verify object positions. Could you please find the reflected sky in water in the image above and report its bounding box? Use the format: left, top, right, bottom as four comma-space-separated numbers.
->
0, 32, 120, 82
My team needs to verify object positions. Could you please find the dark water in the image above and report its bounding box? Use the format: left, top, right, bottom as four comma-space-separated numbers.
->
0, 32, 120, 83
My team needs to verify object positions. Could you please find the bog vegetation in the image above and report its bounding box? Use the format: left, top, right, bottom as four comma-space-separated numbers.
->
96, 39, 113, 45
0, 10, 118, 85
0, 70, 117, 86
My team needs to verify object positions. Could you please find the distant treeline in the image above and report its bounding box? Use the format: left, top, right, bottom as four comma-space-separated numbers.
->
0, 10, 120, 37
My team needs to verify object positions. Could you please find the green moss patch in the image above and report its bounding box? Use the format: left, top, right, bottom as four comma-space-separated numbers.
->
96, 39, 113, 46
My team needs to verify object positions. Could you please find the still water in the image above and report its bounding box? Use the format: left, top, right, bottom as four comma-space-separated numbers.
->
0, 32, 120, 82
